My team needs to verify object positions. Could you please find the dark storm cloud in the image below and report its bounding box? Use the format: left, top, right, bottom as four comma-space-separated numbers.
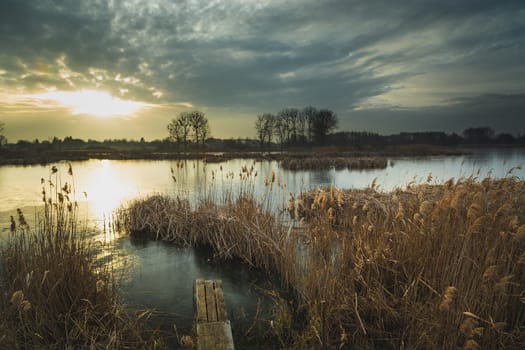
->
1, 0, 524, 138
345, 93, 525, 134
137, 0, 525, 112
0, 0, 117, 65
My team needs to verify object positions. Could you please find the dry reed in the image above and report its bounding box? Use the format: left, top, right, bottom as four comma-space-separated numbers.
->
0, 165, 167, 349
118, 170, 525, 349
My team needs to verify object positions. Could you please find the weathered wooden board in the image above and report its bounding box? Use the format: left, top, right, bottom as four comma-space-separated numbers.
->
214, 280, 228, 321
195, 278, 208, 322
196, 321, 234, 350
204, 280, 218, 321
194, 279, 234, 350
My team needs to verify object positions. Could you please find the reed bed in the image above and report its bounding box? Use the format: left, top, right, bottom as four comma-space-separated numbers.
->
0, 166, 166, 349
117, 194, 291, 277
294, 176, 525, 349
280, 156, 388, 171
118, 171, 525, 349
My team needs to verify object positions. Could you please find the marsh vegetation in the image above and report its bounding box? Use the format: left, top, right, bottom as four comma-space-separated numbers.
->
0, 167, 167, 349
117, 165, 525, 349
1, 156, 524, 349
280, 156, 388, 171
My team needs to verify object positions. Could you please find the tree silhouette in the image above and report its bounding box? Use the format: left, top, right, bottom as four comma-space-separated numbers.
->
462, 127, 495, 143
311, 109, 338, 144
278, 108, 300, 144
255, 113, 275, 147
301, 106, 318, 143
274, 114, 288, 149
255, 114, 265, 147
0, 121, 6, 147
254, 107, 338, 147
187, 110, 210, 145
167, 112, 191, 148
168, 111, 210, 148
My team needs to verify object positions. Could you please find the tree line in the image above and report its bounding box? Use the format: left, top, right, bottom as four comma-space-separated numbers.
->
255, 107, 338, 147
1, 115, 525, 154
329, 127, 521, 146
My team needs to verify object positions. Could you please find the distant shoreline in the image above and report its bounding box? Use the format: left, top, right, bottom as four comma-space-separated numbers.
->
0, 144, 523, 166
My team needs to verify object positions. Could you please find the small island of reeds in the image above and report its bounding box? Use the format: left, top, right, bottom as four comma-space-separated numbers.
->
280, 156, 388, 170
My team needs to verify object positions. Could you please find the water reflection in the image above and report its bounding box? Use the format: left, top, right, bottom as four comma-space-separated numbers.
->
85, 159, 136, 224
117, 237, 273, 348
0, 151, 524, 231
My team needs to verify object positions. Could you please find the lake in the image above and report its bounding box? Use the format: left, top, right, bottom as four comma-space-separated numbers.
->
1, 148, 524, 346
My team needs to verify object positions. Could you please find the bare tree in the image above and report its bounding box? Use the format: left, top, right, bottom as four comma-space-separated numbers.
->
255, 107, 338, 147
0, 121, 7, 147
311, 109, 338, 144
255, 113, 276, 148
263, 113, 276, 146
168, 111, 210, 148
255, 114, 266, 147
274, 114, 288, 148
187, 110, 210, 145
301, 106, 318, 143
297, 111, 307, 144
278, 108, 300, 144
167, 113, 191, 148
199, 119, 210, 143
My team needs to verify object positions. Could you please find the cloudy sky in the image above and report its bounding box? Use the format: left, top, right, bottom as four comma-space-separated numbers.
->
1, 0, 524, 141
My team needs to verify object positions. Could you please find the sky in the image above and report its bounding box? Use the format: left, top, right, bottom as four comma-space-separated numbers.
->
0, 0, 524, 142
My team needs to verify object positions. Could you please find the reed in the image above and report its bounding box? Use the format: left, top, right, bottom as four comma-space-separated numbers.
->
0, 165, 166, 349
280, 156, 388, 171
118, 170, 525, 349
294, 176, 525, 349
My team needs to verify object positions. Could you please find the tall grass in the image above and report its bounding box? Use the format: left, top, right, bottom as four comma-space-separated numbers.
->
118, 168, 525, 349
0, 165, 166, 349
295, 176, 525, 349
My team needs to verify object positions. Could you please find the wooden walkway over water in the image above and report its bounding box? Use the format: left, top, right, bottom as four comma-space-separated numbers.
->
194, 279, 235, 350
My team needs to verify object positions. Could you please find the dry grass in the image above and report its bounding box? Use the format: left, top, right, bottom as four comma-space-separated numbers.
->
118, 194, 289, 275
0, 165, 166, 349
280, 156, 388, 171
295, 176, 525, 349
118, 170, 525, 349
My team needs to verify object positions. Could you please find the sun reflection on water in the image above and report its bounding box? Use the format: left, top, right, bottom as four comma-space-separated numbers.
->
81, 159, 136, 235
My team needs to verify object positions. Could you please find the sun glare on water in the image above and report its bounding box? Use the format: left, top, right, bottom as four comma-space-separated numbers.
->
81, 159, 137, 240
33, 89, 147, 117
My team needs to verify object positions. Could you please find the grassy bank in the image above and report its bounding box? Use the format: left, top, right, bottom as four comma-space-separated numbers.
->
118, 174, 525, 349
0, 144, 467, 166
0, 168, 166, 349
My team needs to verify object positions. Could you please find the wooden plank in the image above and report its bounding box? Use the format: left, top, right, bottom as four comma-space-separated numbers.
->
213, 280, 228, 321
204, 280, 218, 321
195, 279, 207, 322
194, 279, 235, 350
197, 322, 234, 350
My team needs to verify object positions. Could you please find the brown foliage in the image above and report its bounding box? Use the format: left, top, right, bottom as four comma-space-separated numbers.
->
120, 176, 525, 349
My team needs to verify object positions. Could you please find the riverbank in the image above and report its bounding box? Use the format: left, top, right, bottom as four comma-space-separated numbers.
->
0, 144, 470, 166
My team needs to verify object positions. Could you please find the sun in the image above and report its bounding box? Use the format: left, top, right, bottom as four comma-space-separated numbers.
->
33, 89, 147, 118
